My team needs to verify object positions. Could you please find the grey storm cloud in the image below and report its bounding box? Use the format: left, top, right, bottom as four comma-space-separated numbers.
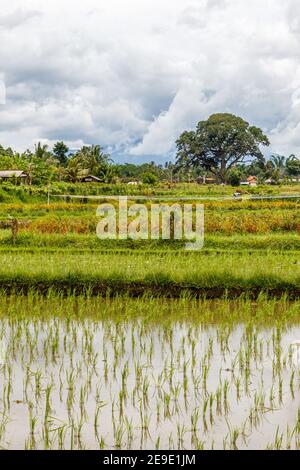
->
1, 0, 300, 160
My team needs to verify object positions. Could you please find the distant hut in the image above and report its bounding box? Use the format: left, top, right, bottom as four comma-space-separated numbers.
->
196, 176, 217, 185
247, 176, 258, 186
0, 170, 29, 185
78, 170, 102, 183
265, 178, 275, 185
240, 176, 258, 186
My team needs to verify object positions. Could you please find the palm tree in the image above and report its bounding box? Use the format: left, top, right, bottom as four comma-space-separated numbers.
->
270, 154, 286, 179
34, 142, 49, 160
286, 154, 300, 177
34, 142, 56, 166
286, 154, 298, 164
66, 158, 82, 183
270, 154, 286, 169
165, 161, 175, 183
76, 145, 111, 175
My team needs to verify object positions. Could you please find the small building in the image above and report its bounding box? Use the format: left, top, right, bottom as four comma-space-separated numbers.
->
78, 170, 101, 183
265, 178, 275, 185
0, 170, 29, 185
80, 175, 101, 183
196, 176, 217, 185
240, 176, 258, 186
247, 176, 258, 186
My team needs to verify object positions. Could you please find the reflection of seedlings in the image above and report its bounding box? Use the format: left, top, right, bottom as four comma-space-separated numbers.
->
290, 341, 300, 367
0, 294, 300, 449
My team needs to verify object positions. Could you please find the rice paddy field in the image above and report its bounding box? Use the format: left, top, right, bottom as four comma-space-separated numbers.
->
0, 251, 298, 298
1, 294, 300, 450
0, 184, 299, 450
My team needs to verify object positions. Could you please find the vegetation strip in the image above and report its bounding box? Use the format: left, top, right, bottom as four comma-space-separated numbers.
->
0, 281, 299, 299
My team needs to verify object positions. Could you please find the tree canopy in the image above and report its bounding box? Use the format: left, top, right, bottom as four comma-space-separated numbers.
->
53, 142, 69, 167
176, 113, 270, 182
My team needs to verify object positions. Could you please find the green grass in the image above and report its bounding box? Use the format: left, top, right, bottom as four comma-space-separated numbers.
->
0, 185, 298, 298
0, 251, 299, 297
0, 230, 299, 252
0, 291, 299, 325
1, 181, 300, 205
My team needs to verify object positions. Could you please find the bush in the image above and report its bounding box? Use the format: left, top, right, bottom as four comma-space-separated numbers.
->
227, 170, 241, 187
142, 172, 158, 185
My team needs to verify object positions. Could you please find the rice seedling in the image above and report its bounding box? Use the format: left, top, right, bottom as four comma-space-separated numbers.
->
0, 250, 299, 298
0, 293, 299, 449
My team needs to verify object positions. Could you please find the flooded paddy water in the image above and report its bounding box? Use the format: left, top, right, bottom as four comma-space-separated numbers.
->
0, 294, 300, 450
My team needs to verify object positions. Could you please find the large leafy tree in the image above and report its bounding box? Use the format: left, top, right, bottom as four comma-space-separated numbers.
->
176, 113, 270, 182
53, 141, 69, 167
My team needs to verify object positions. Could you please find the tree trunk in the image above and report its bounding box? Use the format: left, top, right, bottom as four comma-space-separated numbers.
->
219, 158, 227, 183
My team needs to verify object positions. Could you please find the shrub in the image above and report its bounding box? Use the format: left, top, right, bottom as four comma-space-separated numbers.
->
142, 172, 158, 185
227, 170, 241, 187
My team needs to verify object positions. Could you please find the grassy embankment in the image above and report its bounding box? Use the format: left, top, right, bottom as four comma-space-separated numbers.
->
0, 251, 299, 298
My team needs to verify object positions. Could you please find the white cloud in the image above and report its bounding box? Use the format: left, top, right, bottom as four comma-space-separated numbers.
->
0, 7, 41, 29
0, 0, 300, 159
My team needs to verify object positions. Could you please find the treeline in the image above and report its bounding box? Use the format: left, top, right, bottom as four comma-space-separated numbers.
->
0, 139, 300, 187
0, 142, 175, 185
1, 114, 300, 186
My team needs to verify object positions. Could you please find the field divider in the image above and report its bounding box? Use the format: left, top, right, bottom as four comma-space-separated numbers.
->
48, 193, 300, 202
0, 280, 299, 299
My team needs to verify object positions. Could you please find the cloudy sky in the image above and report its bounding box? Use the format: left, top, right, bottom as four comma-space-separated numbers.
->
1, 0, 300, 163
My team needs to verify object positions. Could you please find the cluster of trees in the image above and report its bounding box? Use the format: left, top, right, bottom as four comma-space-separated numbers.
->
0, 142, 175, 185
226, 154, 300, 186
0, 113, 300, 186
0, 141, 176, 185
175, 113, 300, 184
0, 142, 112, 185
